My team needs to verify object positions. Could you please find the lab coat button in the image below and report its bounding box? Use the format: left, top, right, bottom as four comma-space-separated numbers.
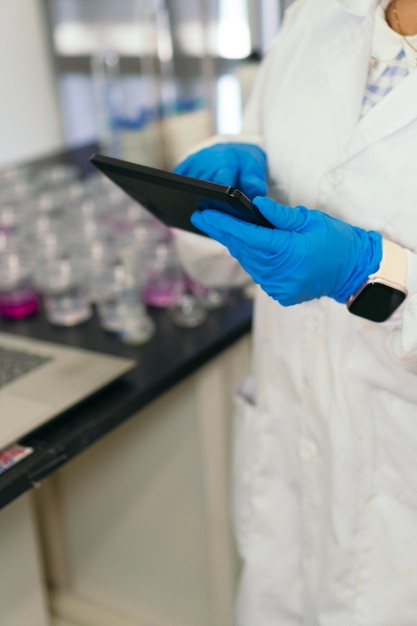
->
298, 436, 317, 461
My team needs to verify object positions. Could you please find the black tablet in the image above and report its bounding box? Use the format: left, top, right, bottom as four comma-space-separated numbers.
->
90, 153, 273, 236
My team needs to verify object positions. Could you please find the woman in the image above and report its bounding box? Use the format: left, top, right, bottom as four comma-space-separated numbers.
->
174, 0, 417, 623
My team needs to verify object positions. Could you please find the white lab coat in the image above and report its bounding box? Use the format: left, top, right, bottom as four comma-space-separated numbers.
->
175, 0, 417, 623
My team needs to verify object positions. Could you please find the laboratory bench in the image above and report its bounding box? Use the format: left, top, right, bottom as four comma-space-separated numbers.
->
0, 141, 253, 510
0, 292, 252, 511
0, 142, 253, 626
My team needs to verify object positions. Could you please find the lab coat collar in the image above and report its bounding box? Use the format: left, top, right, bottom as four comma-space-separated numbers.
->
338, 0, 380, 17
346, 70, 417, 159
325, 2, 417, 161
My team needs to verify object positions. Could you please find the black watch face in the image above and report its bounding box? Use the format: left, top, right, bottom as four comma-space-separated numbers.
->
348, 282, 406, 323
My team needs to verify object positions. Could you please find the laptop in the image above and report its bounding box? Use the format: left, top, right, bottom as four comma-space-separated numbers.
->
90, 153, 273, 235
0, 332, 135, 450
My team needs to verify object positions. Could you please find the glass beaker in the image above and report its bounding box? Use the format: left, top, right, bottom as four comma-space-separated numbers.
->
141, 240, 186, 308
185, 275, 230, 310
35, 258, 92, 326
95, 262, 155, 344
0, 250, 39, 319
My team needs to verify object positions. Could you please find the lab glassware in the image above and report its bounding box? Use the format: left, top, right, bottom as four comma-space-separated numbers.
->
36, 258, 92, 326
95, 263, 127, 332
185, 275, 230, 309
0, 250, 39, 319
167, 292, 207, 328
141, 240, 186, 308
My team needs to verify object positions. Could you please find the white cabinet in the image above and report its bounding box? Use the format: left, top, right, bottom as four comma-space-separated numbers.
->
36, 335, 251, 626
0, 494, 51, 626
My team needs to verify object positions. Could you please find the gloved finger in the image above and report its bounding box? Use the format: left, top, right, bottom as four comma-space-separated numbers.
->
210, 165, 241, 188
173, 153, 200, 176
188, 221, 298, 290
174, 145, 268, 196
175, 158, 241, 188
201, 166, 267, 199
191, 209, 289, 252
192, 209, 264, 240
237, 174, 267, 199
191, 211, 305, 288
253, 197, 308, 232
191, 210, 241, 241
173, 152, 218, 181
187, 221, 265, 272
173, 145, 239, 181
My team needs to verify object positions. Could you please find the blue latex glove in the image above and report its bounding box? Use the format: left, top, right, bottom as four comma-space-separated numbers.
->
173, 142, 268, 200
191, 197, 383, 306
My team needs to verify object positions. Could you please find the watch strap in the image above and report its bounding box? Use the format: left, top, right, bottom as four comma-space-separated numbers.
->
369, 239, 407, 288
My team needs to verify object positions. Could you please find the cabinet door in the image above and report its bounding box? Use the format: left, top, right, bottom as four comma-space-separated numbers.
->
0, 494, 50, 626
37, 336, 252, 626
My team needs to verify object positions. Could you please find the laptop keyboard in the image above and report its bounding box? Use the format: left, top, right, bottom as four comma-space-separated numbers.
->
0, 344, 53, 389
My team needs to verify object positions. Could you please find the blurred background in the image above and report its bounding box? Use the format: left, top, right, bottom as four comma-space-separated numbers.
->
0, 0, 294, 338
0, 3, 296, 626
0, 0, 294, 167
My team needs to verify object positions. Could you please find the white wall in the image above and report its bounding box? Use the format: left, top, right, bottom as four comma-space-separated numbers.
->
0, 0, 63, 167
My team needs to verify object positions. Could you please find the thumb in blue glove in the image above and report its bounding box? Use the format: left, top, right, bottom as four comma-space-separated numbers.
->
190, 198, 382, 306
173, 142, 268, 200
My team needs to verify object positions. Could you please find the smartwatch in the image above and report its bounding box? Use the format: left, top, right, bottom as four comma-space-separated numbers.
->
347, 239, 408, 323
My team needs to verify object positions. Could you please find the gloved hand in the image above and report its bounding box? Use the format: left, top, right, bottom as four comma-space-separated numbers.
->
173, 142, 268, 200
191, 197, 383, 306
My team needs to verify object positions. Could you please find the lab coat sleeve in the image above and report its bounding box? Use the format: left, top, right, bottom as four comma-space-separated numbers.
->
173, 132, 264, 288
173, 227, 253, 288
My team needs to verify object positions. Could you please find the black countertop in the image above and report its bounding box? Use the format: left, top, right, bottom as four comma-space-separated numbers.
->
0, 144, 253, 510
0, 293, 252, 511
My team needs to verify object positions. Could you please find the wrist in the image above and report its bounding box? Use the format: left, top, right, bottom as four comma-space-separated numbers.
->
347, 239, 408, 322
331, 228, 383, 304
